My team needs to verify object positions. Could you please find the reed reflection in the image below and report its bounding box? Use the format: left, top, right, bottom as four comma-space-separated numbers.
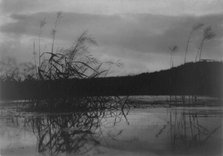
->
2, 97, 130, 156
166, 108, 222, 150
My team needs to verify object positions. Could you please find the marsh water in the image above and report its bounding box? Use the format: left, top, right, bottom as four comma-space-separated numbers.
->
0, 96, 222, 156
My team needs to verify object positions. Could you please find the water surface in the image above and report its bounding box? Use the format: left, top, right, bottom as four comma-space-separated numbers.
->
0, 98, 222, 156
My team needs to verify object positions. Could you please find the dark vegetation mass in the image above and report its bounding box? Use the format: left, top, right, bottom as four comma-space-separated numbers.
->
1, 61, 222, 101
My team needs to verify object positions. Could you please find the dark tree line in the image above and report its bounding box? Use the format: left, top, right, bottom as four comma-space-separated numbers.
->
1, 61, 222, 100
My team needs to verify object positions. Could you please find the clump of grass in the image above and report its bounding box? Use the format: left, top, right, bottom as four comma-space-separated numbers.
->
34, 12, 115, 80
38, 31, 109, 80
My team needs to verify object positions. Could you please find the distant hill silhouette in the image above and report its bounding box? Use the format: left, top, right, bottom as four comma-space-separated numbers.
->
1, 61, 223, 100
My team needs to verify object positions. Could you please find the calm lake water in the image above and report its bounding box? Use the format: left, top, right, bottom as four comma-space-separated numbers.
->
0, 97, 222, 156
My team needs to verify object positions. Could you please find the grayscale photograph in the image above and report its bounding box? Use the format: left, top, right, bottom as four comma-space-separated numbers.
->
0, 0, 222, 156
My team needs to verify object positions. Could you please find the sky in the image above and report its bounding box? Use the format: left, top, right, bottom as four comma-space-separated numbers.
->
0, 0, 223, 75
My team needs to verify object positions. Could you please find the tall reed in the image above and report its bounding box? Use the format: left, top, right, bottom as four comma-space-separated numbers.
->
195, 26, 215, 61
184, 23, 204, 63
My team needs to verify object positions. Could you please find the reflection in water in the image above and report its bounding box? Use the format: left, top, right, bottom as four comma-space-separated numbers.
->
0, 98, 222, 156
157, 107, 222, 151
28, 113, 101, 155
0, 100, 129, 156
30, 111, 128, 155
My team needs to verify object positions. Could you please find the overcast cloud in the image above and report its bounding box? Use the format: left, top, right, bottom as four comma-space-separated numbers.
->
0, 0, 223, 75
